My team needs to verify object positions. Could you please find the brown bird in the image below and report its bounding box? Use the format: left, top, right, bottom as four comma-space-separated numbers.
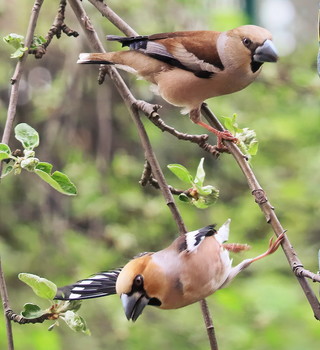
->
56, 220, 284, 321
77, 25, 278, 148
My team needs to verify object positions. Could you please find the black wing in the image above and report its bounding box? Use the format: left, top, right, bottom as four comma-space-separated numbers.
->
55, 269, 122, 300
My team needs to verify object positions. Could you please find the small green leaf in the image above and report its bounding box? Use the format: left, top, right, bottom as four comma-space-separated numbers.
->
194, 158, 205, 186
1, 162, 14, 178
14, 123, 39, 150
35, 167, 77, 196
248, 141, 259, 156
168, 164, 193, 184
63, 311, 90, 335
3, 33, 25, 49
21, 157, 39, 171
18, 273, 57, 300
178, 193, 191, 203
21, 303, 46, 319
0, 144, 12, 161
0, 143, 11, 154
30, 35, 46, 49
36, 162, 53, 174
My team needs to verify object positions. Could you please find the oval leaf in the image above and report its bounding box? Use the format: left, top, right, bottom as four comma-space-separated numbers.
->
63, 311, 90, 335
21, 303, 45, 319
168, 164, 193, 184
194, 158, 205, 186
14, 123, 39, 150
18, 273, 57, 300
35, 168, 77, 196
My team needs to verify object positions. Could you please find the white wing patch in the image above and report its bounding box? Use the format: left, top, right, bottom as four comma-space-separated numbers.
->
215, 219, 231, 244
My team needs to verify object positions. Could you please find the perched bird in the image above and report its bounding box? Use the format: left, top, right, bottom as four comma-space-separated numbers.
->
77, 25, 278, 148
55, 220, 284, 321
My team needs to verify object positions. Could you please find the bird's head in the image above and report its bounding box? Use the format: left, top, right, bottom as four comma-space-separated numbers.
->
223, 25, 278, 72
116, 254, 162, 321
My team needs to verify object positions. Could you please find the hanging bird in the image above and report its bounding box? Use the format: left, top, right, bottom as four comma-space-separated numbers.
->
77, 25, 278, 148
55, 220, 283, 321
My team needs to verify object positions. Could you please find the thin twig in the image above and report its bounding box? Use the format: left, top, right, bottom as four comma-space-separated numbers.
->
0, 258, 15, 350
201, 103, 320, 319
30, 0, 79, 59
1, 0, 45, 145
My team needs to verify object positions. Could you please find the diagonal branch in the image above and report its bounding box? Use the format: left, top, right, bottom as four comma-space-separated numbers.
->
68, 1, 218, 348
1, 0, 45, 145
201, 103, 320, 318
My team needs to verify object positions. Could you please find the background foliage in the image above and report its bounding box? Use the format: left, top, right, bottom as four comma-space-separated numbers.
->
0, 1, 319, 349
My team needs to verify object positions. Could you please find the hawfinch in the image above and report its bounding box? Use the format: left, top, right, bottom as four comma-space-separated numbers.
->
77, 25, 278, 147
55, 220, 283, 321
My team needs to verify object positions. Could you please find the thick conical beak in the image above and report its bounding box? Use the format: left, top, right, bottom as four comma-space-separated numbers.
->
253, 39, 278, 63
120, 292, 149, 321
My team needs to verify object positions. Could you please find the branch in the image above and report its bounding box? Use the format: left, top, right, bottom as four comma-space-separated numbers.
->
135, 100, 221, 157
1, 0, 45, 145
29, 0, 79, 59
68, 1, 218, 348
201, 103, 320, 319
0, 259, 14, 350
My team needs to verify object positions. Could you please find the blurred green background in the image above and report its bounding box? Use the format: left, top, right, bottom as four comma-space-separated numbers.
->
0, 0, 319, 349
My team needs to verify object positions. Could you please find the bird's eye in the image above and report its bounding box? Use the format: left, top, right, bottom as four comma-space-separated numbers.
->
134, 275, 143, 287
242, 38, 252, 47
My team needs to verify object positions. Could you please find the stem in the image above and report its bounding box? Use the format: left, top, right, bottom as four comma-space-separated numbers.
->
0, 259, 14, 350
1, 0, 45, 145
68, 1, 218, 348
201, 103, 320, 320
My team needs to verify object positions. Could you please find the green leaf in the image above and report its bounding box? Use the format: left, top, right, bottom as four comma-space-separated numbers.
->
18, 273, 57, 300
21, 303, 46, 319
178, 193, 191, 203
3, 33, 25, 49
30, 35, 46, 49
1, 162, 14, 178
36, 161, 53, 174
194, 158, 205, 186
168, 164, 193, 184
0, 143, 12, 161
35, 167, 77, 196
3, 33, 28, 59
63, 311, 90, 335
14, 123, 39, 150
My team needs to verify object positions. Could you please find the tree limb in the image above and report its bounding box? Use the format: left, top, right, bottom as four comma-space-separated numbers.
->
68, 0, 219, 348
0, 258, 14, 350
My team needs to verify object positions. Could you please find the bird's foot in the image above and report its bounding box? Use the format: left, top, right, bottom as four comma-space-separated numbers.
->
194, 121, 238, 150
251, 232, 285, 263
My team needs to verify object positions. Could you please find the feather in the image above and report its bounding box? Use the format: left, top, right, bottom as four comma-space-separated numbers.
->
55, 269, 122, 300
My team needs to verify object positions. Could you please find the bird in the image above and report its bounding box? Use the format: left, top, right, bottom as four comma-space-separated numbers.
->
77, 25, 278, 149
55, 220, 284, 321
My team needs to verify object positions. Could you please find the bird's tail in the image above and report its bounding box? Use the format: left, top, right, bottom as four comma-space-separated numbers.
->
77, 53, 114, 65
55, 269, 122, 300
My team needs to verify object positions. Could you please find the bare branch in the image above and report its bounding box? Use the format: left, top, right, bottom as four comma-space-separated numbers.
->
30, 0, 79, 59
201, 103, 320, 319
1, 0, 45, 145
68, 1, 218, 348
0, 258, 15, 350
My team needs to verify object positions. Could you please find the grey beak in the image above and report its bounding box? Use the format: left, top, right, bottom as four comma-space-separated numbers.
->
121, 292, 149, 321
253, 39, 278, 63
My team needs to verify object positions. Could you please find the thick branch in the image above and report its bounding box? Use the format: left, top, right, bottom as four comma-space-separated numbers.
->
68, 1, 218, 348
201, 103, 320, 319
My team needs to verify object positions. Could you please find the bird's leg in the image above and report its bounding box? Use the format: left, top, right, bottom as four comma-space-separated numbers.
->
189, 108, 238, 150
219, 233, 285, 289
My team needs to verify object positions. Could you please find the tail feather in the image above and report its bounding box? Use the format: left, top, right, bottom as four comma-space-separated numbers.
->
55, 269, 121, 301
106, 35, 149, 50
77, 53, 114, 65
